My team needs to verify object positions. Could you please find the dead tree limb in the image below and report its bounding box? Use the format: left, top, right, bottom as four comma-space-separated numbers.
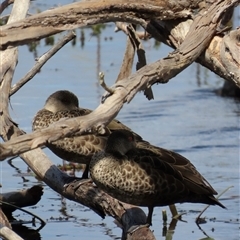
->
0, 1, 237, 239
0, 208, 11, 229
0, 1, 30, 240
0, 1, 156, 239
0, 185, 43, 214
147, 18, 240, 87
126, 24, 154, 99
0, 224, 23, 240
0, 0, 199, 50
9, 31, 76, 96
0, 0, 14, 15
0, 0, 237, 160
116, 23, 135, 82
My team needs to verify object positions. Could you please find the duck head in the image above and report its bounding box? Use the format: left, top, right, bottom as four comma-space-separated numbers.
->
105, 129, 136, 156
44, 90, 79, 113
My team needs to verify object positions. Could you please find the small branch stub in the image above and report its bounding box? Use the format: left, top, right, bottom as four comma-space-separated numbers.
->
99, 72, 115, 103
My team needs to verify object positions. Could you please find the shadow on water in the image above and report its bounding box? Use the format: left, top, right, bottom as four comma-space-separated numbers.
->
6, 213, 45, 240
11, 224, 42, 240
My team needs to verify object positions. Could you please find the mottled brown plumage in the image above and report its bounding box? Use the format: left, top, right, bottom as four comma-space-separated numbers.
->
32, 90, 137, 178
90, 129, 226, 225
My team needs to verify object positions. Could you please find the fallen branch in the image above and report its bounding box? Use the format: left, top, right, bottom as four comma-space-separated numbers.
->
0, 208, 11, 229
0, 0, 196, 50
0, 185, 43, 214
0, 0, 14, 15
10, 31, 76, 96
147, 17, 240, 87
0, 224, 23, 240
0, 0, 237, 160
0, 2, 31, 240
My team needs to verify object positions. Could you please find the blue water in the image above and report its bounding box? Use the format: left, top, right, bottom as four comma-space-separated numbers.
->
1, 1, 240, 240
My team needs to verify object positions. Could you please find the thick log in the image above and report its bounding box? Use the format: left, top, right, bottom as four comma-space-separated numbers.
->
0, 0, 200, 50
0, 185, 43, 214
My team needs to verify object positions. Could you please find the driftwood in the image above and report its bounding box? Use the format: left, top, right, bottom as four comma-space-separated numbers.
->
147, 19, 240, 87
0, 0, 199, 51
0, 0, 239, 239
0, 185, 43, 215
0, 1, 239, 87
0, 208, 11, 229
0, 0, 239, 160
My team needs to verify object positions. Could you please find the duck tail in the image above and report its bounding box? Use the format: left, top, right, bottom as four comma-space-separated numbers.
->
209, 196, 227, 209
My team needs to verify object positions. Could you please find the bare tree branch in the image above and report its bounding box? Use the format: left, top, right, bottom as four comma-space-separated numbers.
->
126, 24, 154, 99
116, 24, 135, 82
0, 1, 30, 239
115, 22, 150, 40
0, 0, 199, 50
10, 31, 76, 96
0, 0, 14, 15
147, 19, 240, 87
0, 224, 23, 240
0, 0, 237, 160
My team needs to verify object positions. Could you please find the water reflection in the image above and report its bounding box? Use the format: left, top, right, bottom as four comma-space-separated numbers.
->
11, 224, 42, 240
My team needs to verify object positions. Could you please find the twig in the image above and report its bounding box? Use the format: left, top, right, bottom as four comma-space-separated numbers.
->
115, 22, 150, 40
99, 72, 114, 102
116, 24, 135, 82
196, 185, 233, 223
126, 24, 154, 100
0, 200, 46, 227
195, 186, 233, 238
116, 23, 153, 99
0, 0, 14, 15
10, 31, 76, 96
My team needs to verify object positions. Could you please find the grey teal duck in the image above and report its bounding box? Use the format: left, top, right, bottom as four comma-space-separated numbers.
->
89, 129, 226, 225
32, 90, 138, 178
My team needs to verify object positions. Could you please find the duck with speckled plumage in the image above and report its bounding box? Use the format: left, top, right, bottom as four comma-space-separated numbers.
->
89, 129, 226, 225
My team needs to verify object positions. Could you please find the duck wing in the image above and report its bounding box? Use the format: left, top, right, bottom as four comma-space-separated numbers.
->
135, 142, 217, 195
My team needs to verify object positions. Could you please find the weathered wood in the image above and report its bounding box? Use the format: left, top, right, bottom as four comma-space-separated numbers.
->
0, 0, 14, 15
0, 1, 238, 239
0, 185, 43, 214
148, 17, 240, 87
220, 28, 240, 84
0, 0, 237, 160
0, 224, 23, 240
0, 208, 11, 229
0, 0, 199, 50
9, 31, 76, 96
0, 1, 30, 240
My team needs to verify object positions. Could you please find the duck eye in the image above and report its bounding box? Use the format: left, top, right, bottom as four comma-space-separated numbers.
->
128, 136, 133, 142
